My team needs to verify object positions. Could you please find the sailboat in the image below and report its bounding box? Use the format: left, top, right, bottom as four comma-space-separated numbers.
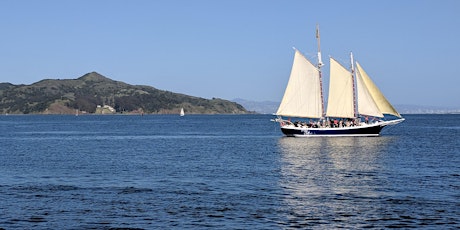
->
274, 26, 404, 137
180, 107, 185, 116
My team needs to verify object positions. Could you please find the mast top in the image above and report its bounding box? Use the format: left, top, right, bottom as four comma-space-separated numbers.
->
316, 24, 324, 68
350, 51, 355, 73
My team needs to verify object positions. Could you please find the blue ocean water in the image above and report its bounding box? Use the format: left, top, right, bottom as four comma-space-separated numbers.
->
0, 114, 459, 229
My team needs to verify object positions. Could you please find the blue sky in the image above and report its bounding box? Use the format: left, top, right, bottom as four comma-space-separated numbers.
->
1, 0, 459, 107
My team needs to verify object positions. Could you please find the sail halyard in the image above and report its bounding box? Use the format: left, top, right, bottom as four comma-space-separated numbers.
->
276, 49, 323, 118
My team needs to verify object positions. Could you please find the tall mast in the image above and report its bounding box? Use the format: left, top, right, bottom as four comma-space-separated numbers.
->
350, 52, 357, 118
316, 24, 325, 117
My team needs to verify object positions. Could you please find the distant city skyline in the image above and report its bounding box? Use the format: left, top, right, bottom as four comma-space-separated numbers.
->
1, 0, 459, 107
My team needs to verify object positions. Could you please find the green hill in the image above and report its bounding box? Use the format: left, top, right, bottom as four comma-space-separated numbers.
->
0, 72, 249, 115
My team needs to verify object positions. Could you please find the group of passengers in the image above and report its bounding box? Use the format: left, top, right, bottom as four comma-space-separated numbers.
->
290, 116, 379, 128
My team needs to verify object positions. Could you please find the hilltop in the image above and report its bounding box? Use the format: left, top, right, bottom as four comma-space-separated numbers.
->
0, 72, 249, 115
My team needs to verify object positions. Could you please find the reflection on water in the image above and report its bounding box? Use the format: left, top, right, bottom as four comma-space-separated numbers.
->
277, 137, 393, 228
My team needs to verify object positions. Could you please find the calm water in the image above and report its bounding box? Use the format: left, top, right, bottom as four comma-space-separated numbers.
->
0, 114, 459, 229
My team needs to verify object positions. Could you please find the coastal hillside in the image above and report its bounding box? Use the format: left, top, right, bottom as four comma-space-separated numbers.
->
0, 72, 249, 114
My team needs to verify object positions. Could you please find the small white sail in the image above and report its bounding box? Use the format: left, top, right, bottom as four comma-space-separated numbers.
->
276, 50, 322, 118
180, 108, 185, 116
326, 57, 355, 118
356, 63, 402, 118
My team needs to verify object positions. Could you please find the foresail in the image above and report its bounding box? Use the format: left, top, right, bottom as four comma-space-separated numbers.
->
276, 50, 322, 118
356, 69, 384, 118
326, 57, 355, 118
356, 62, 402, 118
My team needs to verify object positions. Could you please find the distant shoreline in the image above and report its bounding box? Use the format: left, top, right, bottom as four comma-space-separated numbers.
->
2, 113, 258, 116
3, 113, 459, 116
232, 99, 460, 115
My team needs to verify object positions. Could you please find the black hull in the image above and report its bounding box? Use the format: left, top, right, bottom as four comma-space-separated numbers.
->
281, 124, 385, 137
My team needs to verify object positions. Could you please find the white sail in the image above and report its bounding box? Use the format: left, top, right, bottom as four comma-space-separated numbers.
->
276, 50, 322, 118
356, 69, 384, 118
326, 57, 355, 118
180, 108, 185, 116
355, 62, 402, 118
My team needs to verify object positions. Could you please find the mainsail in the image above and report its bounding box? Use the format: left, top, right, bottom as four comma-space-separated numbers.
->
276, 50, 322, 118
355, 62, 402, 118
326, 57, 355, 118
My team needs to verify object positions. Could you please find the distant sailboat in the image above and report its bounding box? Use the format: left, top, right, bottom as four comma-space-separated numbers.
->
180, 108, 185, 116
273, 25, 404, 137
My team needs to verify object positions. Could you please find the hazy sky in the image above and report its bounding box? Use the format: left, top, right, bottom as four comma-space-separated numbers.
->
1, 0, 459, 107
